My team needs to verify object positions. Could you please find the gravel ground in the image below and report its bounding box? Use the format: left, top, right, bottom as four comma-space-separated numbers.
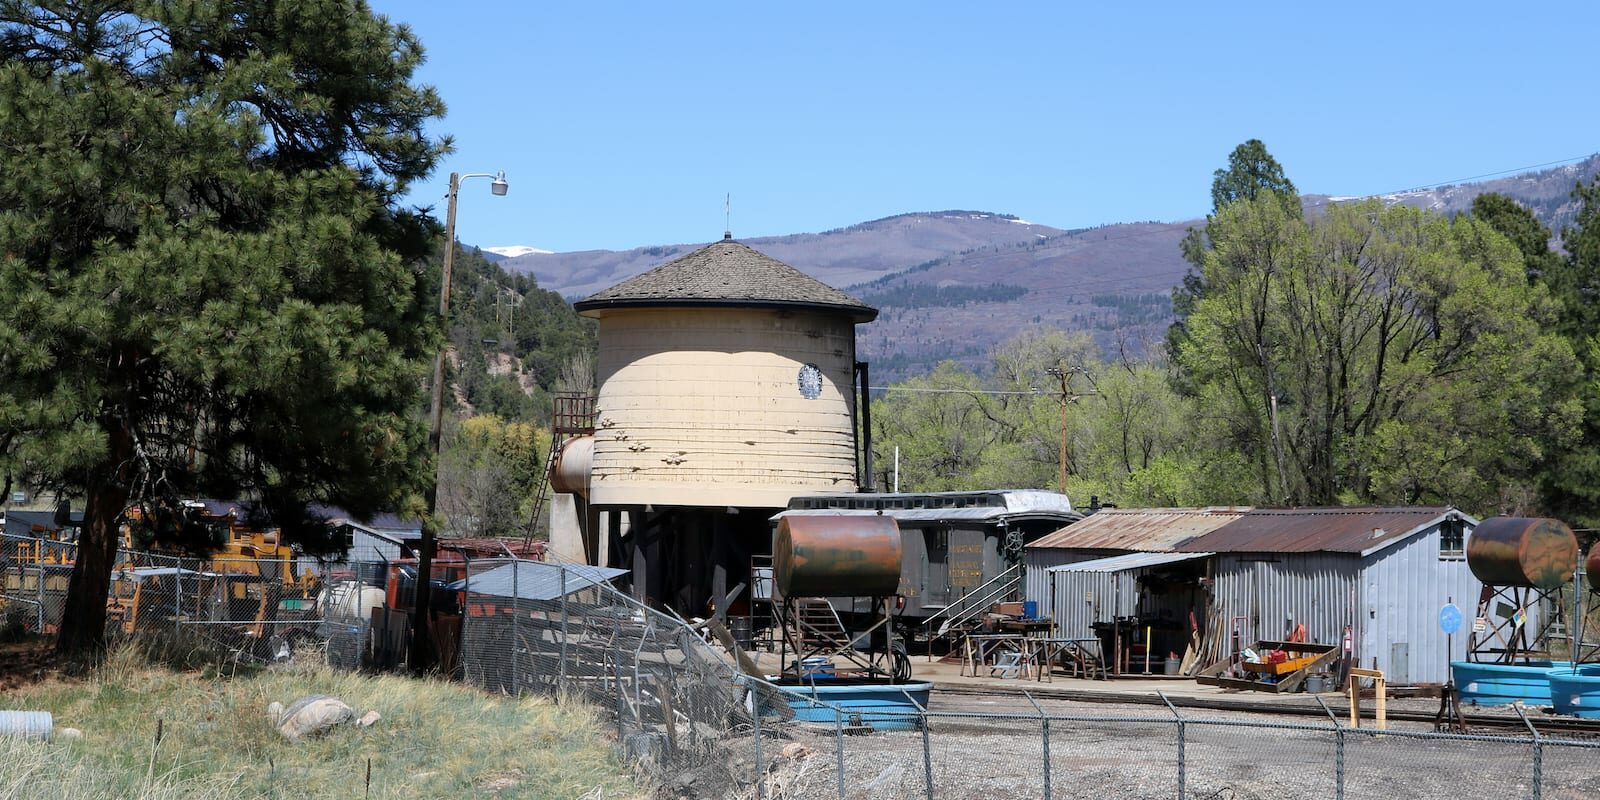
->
672, 695, 1600, 800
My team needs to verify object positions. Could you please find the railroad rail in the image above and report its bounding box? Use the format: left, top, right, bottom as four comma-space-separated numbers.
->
932, 683, 1600, 737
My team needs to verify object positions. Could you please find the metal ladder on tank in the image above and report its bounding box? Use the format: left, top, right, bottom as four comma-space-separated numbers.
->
521, 392, 595, 549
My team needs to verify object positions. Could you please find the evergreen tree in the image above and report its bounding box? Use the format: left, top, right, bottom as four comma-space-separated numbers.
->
1170, 139, 1299, 364
1541, 180, 1600, 526
0, 0, 447, 659
1209, 139, 1299, 217
1470, 192, 1561, 283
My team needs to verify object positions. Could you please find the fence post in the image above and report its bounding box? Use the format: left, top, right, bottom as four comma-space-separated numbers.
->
1515, 703, 1543, 800
751, 681, 766, 800
1314, 694, 1345, 800
36, 546, 45, 632
894, 686, 934, 800
171, 553, 181, 641
1025, 691, 1052, 800
511, 556, 521, 695
558, 564, 569, 691
461, 554, 472, 684
833, 704, 846, 800
1159, 692, 1185, 800
612, 654, 626, 745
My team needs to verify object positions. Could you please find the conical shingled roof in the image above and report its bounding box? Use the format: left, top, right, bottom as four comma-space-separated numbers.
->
573, 237, 877, 323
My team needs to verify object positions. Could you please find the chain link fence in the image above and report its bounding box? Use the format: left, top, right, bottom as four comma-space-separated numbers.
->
7, 533, 1600, 798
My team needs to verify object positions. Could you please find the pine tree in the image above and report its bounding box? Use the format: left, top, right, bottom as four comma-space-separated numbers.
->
1540, 180, 1600, 526
0, 0, 448, 660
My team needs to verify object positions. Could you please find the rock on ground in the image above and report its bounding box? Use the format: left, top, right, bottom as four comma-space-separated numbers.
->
268, 695, 355, 740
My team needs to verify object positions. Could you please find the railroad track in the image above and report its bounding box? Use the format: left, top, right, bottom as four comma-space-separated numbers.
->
931, 682, 1600, 737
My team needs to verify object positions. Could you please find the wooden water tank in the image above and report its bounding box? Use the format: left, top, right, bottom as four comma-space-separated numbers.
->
1467, 517, 1578, 590
574, 239, 876, 509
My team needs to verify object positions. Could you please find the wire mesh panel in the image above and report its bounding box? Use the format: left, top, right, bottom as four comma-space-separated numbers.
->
1343, 727, 1537, 799
0, 532, 77, 635
1184, 717, 1339, 800
1541, 738, 1600, 800
1048, 716, 1180, 800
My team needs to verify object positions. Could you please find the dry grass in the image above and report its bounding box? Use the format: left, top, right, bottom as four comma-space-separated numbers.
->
0, 643, 647, 800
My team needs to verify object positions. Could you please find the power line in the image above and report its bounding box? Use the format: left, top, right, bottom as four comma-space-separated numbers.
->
1384, 152, 1597, 196
870, 384, 1044, 396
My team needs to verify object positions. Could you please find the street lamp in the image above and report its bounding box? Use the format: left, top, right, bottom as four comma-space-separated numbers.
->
412, 170, 508, 674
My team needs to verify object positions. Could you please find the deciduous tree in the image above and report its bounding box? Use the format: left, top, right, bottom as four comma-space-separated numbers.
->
1177, 197, 1579, 509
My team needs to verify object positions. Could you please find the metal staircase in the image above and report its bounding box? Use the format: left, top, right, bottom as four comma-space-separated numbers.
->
789, 597, 853, 654
920, 564, 1023, 654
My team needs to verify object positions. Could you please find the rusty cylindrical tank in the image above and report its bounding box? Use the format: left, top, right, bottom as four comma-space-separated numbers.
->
548, 435, 594, 496
1467, 517, 1578, 590
1586, 540, 1600, 593
773, 514, 902, 598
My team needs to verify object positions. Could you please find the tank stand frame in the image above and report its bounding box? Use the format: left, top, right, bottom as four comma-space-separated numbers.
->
778, 596, 895, 681
1466, 583, 1565, 664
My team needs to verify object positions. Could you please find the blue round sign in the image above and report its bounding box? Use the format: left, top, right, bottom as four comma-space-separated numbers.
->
1439, 603, 1463, 635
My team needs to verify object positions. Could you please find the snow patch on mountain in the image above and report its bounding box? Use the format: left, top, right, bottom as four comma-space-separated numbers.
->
483, 245, 552, 258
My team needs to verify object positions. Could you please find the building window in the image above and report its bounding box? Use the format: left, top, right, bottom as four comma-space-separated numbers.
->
1439, 519, 1465, 559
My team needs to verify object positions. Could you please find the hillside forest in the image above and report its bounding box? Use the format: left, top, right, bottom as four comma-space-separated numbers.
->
434, 246, 593, 539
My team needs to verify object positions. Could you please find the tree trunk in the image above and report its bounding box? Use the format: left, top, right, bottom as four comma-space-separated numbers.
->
56, 427, 133, 663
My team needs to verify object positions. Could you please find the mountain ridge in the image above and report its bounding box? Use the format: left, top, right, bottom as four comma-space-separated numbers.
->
493, 155, 1600, 381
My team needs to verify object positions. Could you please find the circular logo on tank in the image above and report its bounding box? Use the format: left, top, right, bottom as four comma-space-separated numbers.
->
797, 363, 823, 399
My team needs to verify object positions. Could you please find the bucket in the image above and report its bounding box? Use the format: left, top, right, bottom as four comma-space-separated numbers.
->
1163, 656, 1180, 675
0, 711, 53, 741
1304, 673, 1330, 693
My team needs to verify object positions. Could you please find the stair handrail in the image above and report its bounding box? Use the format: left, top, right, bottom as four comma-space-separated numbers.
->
920, 563, 1022, 641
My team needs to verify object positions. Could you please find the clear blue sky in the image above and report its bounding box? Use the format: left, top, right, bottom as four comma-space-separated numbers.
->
369, 1, 1599, 253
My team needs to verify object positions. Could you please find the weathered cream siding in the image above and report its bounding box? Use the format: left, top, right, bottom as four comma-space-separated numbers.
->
587, 307, 859, 507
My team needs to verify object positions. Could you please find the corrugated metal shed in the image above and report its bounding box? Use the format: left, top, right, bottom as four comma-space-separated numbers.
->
1046, 552, 1211, 641
1176, 507, 1454, 554
1028, 507, 1250, 552
449, 561, 628, 602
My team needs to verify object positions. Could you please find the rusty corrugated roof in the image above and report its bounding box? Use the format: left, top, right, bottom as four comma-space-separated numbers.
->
1027, 507, 1251, 552
1175, 506, 1458, 554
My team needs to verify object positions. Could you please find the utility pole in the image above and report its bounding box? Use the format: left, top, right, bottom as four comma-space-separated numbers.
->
413, 170, 506, 675
1044, 363, 1095, 495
